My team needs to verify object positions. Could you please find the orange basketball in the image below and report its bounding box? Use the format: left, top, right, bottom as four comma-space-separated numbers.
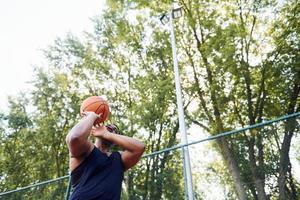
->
80, 96, 110, 125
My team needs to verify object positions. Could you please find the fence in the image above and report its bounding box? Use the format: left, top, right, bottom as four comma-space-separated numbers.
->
1, 112, 299, 199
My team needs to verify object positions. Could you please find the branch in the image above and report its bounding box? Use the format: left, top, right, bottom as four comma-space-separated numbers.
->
185, 112, 209, 132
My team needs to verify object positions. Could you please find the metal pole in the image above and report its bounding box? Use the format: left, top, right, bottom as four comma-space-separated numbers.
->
64, 174, 72, 200
168, 11, 194, 200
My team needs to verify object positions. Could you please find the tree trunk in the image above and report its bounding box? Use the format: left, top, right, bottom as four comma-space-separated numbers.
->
205, 58, 247, 199
200, 54, 247, 199
278, 119, 297, 200
248, 138, 267, 200
249, 183, 259, 200
216, 137, 248, 200
287, 163, 297, 200
187, 7, 249, 198
278, 76, 299, 200
241, 59, 268, 199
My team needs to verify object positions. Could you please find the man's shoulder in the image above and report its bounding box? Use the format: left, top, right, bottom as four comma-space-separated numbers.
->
69, 145, 95, 172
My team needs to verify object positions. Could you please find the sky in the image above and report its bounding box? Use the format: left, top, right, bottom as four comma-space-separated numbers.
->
0, 0, 299, 198
0, 0, 104, 111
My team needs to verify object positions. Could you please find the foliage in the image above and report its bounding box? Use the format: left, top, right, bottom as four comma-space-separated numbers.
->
0, 0, 299, 199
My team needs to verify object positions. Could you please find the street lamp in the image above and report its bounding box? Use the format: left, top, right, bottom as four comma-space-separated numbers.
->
160, 5, 194, 200
172, 7, 183, 19
160, 14, 169, 25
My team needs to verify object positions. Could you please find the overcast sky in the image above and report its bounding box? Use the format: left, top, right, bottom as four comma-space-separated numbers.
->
0, 0, 104, 111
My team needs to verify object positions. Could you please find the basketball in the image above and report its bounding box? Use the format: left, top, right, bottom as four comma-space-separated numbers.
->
80, 96, 110, 125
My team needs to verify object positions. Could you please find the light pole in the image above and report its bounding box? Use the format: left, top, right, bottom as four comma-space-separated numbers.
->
160, 5, 194, 200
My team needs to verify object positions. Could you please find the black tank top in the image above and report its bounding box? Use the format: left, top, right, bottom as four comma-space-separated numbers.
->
70, 146, 124, 200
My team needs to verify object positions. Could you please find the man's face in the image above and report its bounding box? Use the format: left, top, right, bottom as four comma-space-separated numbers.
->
106, 124, 120, 135
101, 124, 120, 147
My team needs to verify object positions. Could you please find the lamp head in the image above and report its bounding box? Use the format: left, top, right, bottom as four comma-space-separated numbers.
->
160, 13, 170, 25
172, 6, 183, 19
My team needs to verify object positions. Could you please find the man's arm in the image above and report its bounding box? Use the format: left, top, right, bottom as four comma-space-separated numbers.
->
92, 126, 145, 170
66, 112, 99, 157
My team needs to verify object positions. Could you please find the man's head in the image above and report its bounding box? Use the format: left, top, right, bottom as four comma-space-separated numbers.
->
99, 124, 121, 148
106, 124, 120, 135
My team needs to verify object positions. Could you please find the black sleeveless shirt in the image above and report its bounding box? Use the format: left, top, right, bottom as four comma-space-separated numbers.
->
70, 147, 124, 200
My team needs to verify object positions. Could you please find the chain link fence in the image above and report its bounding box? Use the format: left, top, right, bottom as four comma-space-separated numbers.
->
0, 113, 299, 199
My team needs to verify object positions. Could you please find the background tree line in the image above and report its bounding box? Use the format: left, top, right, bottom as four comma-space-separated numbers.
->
0, 0, 299, 199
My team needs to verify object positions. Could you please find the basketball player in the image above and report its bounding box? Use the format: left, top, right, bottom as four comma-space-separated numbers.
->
66, 111, 145, 200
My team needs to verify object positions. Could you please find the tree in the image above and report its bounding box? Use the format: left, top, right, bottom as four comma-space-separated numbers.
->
270, 1, 300, 199
1, 0, 299, 199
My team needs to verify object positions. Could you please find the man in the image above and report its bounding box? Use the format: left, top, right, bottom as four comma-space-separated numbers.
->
66, 111, 145, 200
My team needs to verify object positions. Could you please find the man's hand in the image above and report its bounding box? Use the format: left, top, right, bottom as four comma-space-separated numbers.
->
81, 111, 101, 119
92, 125, 145, 170
91, 125, 109, 138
